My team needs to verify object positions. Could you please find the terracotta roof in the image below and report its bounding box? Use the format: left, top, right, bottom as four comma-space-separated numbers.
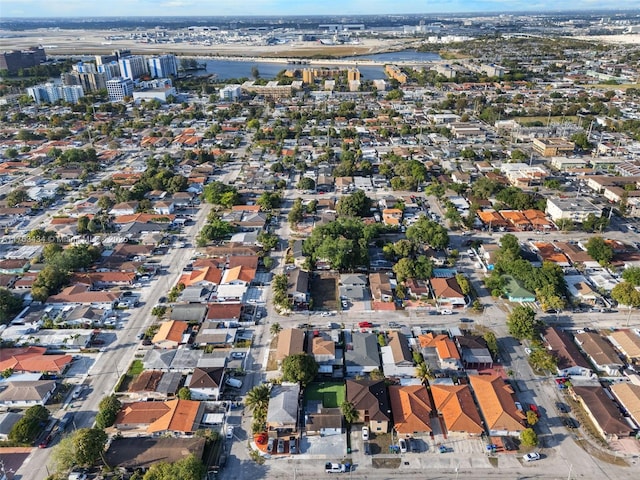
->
228, 255, 260, 270
0, 346, 72, 374
468, 374, 526, 432
178, 266, 222, 287
430, 277, 464, 299
431, 384, 484, 434
115, 399, 202, 433
310, 334, 335, 357
105, 437, 206, 470
206, 303, 242, 320
47, 284, 120, 304
532, 242, 570, 264
129, 370, 163, 392
152, 320, 188, 345
113, 213, 176, 224
388, 385, 433, 434
435, 337, 461, 360
276, 328, 305, 361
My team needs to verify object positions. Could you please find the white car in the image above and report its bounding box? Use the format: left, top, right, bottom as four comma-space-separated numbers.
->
440, 309, 453, 315
399, 438, 407, 453
362, 426, 369, 441
226, 425, 234, 439
523, 452, 541, 462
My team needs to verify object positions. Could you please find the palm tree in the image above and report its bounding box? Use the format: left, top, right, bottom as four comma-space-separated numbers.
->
245, 384, 271, 413
415, 362, 435, 385
270, 322, 282, 336
340, 401, 360, 425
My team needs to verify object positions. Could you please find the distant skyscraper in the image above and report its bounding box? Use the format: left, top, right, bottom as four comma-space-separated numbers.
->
347, 68, 361, 82
118, 55, 148, 81
106, 77, 134, 102
98, 61, 121, 80
148, 54, 178, 78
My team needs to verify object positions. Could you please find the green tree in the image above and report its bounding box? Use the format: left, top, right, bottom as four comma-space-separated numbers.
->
526, 410, 539, 426
73, 428, 108, 466
571, 132, 592, 151
77, 216, 90, 234
520, 428, 538, 447
95, 394, 121, 429
415, 362, 435, 384
8, 405, 49, 443
177, 387, 192, 400
256, 191, 282, 211
270, 322, 282, 336
297, 177, 316, 191
622, 266, 640, 286
506, 305, 540, 340
288, 198, 304, 226
406, 217, 449, 249
336, 190, 372, 217
611, 281, 640, 308
0, 287, 23, 325
281, 353, 318, 387
455, 274, 471, 295
340, 401, 359, 425
52, 435, 76, 472
201, 181, 239, 207
529, 348, 558, 373
585, 236, 613, 265
245, 384, 271, 413
143, 454, 205, 480
483, 331, 499, 357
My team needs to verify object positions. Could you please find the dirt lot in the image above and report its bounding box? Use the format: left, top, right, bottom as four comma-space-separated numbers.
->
310, 272, 338, 311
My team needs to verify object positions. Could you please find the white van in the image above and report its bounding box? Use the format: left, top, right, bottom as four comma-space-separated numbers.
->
225, 377, 243, 389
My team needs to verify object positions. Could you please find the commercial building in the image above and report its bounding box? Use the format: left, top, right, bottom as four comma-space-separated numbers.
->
119, 55, 149, 81
545, 197, 603, 223
532, 138, 575, 157
106, 77, 134, 102
148, 54, 178, 78
219, 85, 241, 101
0, 46, 46, 74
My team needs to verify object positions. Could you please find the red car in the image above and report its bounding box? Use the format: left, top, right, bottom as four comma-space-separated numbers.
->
39, 434, 52, 448
529, 404, 540, 418
358, 321, 373, 328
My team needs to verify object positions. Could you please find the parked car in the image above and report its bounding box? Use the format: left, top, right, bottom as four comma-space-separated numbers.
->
440, 309, 453, 315
564, 417, 579, 429
289, 438, 297, 454
363, 442, 371, 455
231, 352, 246, 359
361, 426, 369, 441
529, 404, 540, 417
523, 452, 541, 462
226, 425, 234, 439
409, 438, 420, 453
325, 463, 347, 473
38, 434, 53, 448
267, 438, 275, 454
341, 300, 349, 309
277, 438, 284, 454
556, 402, 570, 413
399, 438, 408, 453
358, 322, 373, 329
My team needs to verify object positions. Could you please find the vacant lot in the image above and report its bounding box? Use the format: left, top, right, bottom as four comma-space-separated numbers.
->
310, 272, 338, 311
304, 381, 345, 409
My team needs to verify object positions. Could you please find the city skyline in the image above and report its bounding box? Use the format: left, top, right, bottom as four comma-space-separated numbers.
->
1, 0, 638, 18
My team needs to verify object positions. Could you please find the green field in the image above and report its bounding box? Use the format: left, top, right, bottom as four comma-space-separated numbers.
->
304, 382, 346, 409
514, 116, 578, 126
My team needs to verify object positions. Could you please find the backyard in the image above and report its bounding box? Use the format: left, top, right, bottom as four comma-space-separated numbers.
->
304, 381, 345, 409
310, 272, 339, 311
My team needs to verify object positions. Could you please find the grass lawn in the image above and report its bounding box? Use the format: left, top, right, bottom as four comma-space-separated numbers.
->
304, 382, 345, 409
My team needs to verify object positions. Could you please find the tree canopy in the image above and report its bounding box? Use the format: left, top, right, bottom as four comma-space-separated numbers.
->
611, 281, 640, 308
336, 190, 372, 217
586, 236, 614, 265
142, 454, 205, 480
95, 394, 121, 429
281, 353, 318, 387
8, 405, 49, 444
405, 217, 449, 250
506, 305, 541, 340
0, 287, 23, 325
201, 181, 239, 207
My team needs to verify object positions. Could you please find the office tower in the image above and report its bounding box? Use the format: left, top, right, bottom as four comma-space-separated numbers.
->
106, 77, 134, 102
148, 54, 178, 78
118, 55, 148, 81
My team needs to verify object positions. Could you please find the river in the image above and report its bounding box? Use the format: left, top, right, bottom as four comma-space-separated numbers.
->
195, 50, 440, 80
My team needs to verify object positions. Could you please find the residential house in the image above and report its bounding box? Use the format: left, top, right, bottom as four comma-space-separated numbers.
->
380, 331, 415, 377
128, 370, 166, 400
194, 322, 237, 347
187, 367, 224, 401
105, 437, 206, 472
610, 383, 640, 430
304, 406, 343, 436
266, 383, 300, 433
0, 346, 72, 374
382, 208, 403, 226
339, 274, 367, 302
0, 259, 31, 275
388, 385, 433, 434
542, 327, 592, 377
46, 284, 120, 309
308, 333, 341, 376
430, 277, 466, 307
152, 200, 175, 215
178, 267, 222, 288
369, 272, 393, 302
418, 333, 463, 371
0, 380, 56, 407
454, 335, 493, 370
276, 328, 306, 363
430, 384, 484, 435
169, 305, 207, 323
109, 201, 139, 216
286, 268, 309, 307
345, 379, 391, 432
405, 278, 430, 298
574, 332, 624, 376
290, 239, 307, 268
114, 399, 204, 436
345, 332, 380, 376
62, 305, 111, 327
570, 386, 633, 441
608, 330, 640, 365
152, 320, 189, 349
468, 374, 526, 436
0, 412, 21, 440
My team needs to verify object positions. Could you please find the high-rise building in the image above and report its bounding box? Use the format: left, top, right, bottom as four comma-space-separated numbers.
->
118, 55, 148, 81
0, 46, 46, 74
302, 69, 315, 84
219, 85, 241, 101
148, 54, 178, 78
106, 77, 134, 102
347, 68, 361, 82
27, 83, 84, 104
62, 71, 107, 93
95, 53, 118, 66
97, 61, 121, 80
72, 61, 98, 74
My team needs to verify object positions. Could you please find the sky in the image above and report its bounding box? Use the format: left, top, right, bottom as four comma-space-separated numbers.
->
1, 0, 638, 18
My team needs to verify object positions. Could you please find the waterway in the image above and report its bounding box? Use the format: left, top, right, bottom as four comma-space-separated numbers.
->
196, 50, 441, 80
